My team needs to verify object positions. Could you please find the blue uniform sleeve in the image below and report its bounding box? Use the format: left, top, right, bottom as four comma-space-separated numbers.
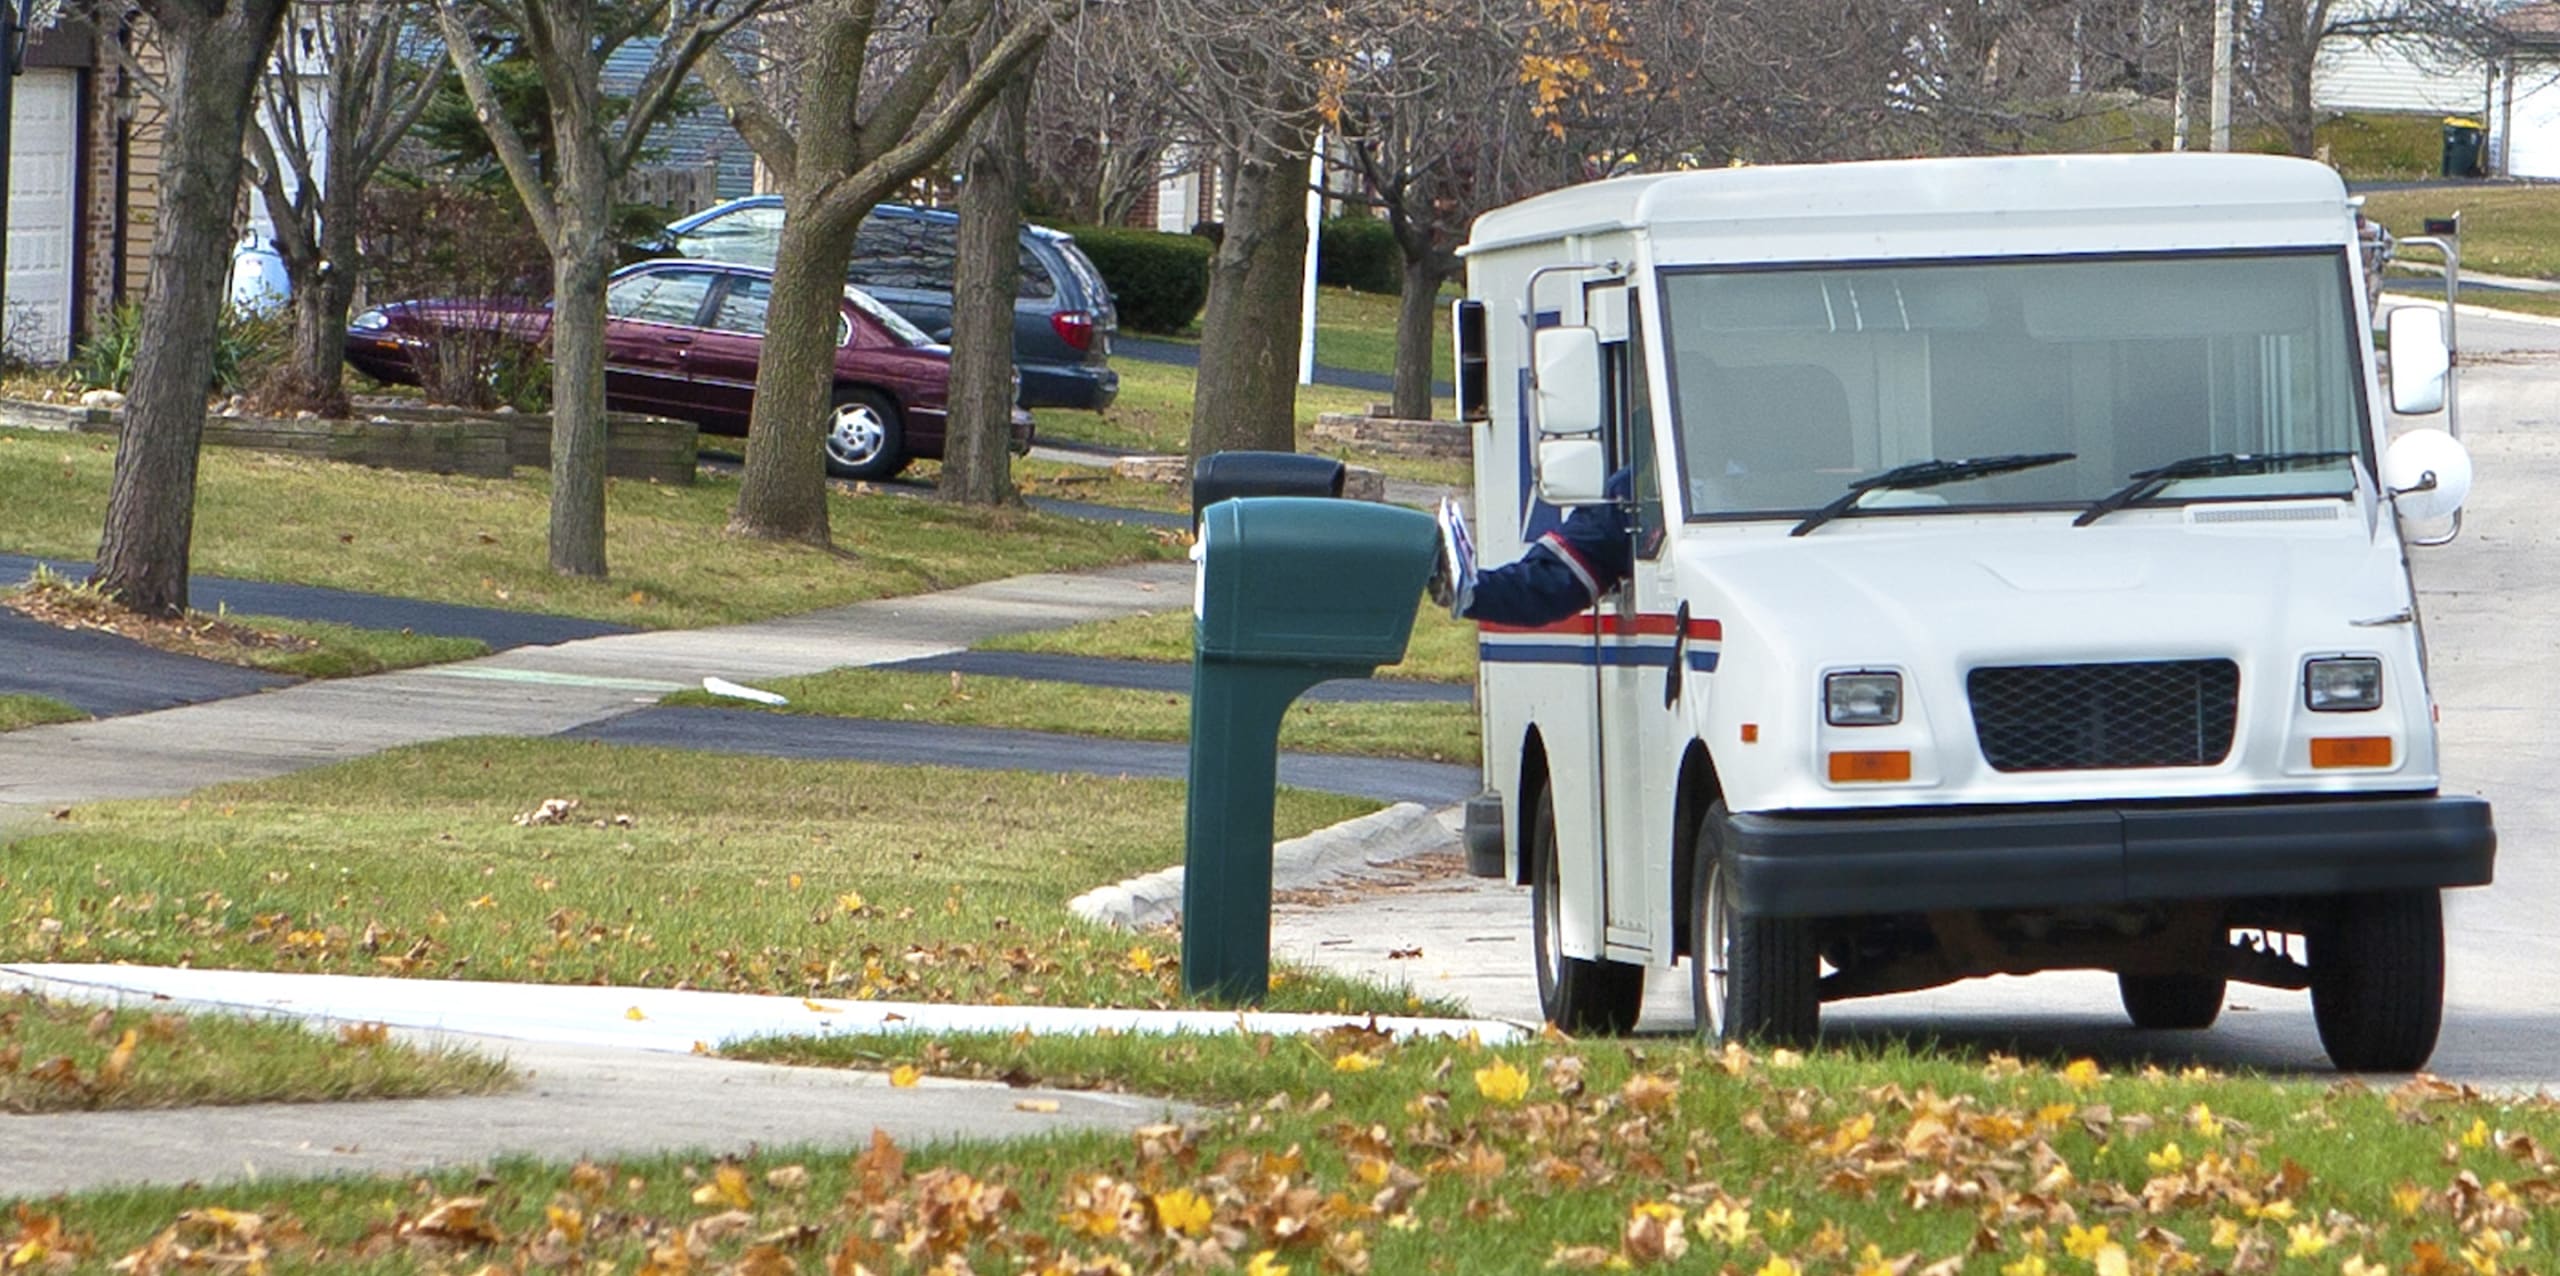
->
1461, 475, 1635, 627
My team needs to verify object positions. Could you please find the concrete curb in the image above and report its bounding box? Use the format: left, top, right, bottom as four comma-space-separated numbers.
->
1070, 801, 1460, 931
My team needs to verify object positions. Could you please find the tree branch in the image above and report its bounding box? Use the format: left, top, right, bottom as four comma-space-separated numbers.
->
432, 0, 560, 245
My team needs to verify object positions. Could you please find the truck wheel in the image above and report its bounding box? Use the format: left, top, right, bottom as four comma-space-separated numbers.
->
1528, 786, 1644, 1034
2117, 973, 2227, 1030
1690, 801, 1819, 1046
2309, 889, 2445, 1072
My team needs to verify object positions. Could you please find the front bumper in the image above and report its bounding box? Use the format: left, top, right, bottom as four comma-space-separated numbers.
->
1726, 794, 2495, 919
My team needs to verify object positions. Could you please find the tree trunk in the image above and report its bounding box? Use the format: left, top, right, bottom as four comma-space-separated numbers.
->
274, 247, 356, 416
544, 133, 618, 578
940, 62, 1033, 507
94, 0, 292, 616
729, 202, 858, 545
1190, 104, 1314, 460
1390, 251, 1445, 423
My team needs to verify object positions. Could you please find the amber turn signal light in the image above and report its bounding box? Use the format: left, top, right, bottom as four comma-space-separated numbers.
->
1827, 750, 1912, 783
2310, 737, 2393, 769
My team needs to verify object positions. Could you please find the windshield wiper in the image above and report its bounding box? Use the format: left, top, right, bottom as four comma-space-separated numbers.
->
2072, 451, 2355, 528
1790, 452, 2077, 537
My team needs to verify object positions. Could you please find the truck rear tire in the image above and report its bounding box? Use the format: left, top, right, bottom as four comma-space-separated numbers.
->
2309, 889, 2445, 1072
1529, 787, 1644, 1034
1691, 801, 1819, 1046
2117, 973, 2226, 1030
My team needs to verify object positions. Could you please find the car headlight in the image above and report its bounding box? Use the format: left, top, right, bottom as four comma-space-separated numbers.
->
350, 308, 389, 332
1825, 671, 1903, 726
2304, 657, 2383, 712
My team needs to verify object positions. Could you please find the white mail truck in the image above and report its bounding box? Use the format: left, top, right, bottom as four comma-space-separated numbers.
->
1451, 153, 2496, 1071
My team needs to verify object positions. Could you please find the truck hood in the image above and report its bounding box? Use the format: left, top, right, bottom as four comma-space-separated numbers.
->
1690, 511, 2412, 674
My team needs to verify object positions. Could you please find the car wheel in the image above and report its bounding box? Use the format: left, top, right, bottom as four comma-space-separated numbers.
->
1528, 785, 1644, 1035
2117, 972, 2227, 1030
1690, 800, 1819, 1046
2309, 889, 2445, 1072
823, 387, 906, 481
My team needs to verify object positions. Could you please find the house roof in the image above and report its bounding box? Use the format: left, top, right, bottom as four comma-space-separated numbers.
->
2504, 2, 2560, 46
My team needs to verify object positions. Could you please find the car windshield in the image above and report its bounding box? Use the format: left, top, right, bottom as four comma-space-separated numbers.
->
1656, 251, 2367, 521
845, 286, 934, 347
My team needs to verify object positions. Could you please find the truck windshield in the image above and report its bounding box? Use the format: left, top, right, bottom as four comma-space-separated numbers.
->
1657, 251, 2366, 522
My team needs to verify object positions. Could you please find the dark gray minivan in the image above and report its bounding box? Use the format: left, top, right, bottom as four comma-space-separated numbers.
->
663, 197, 1120, 411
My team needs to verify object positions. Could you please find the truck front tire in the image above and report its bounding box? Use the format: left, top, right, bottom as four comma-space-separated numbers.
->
1691, 801, 1819, 1046
2309, 888, 2445, 1072
2117, 973, 2227, 1030
1529, 787, 1644, 1034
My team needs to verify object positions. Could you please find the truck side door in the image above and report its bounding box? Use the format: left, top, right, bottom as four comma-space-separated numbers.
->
1595, 285, 1682, 962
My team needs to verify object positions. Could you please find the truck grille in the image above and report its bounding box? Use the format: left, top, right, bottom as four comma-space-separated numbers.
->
1967, 660, 2240, 772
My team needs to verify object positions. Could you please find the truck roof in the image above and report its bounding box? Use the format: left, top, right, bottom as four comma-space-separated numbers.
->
1463, 153, 2355, 258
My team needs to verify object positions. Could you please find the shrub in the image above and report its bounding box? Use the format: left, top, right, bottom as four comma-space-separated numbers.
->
1318, 216, 1402, 295
71, 301, 287, 397
1062, 225, 1212, 334
360, 183, 553, 411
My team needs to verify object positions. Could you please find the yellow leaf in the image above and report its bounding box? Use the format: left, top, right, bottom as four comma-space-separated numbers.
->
2340, 1257, 2387, 1276
1154, 1188, 1212, 1238
2094, 1245, 2131, 1276
625, 1006, 646, 1021
96, 1028, 137, 1090
2189, 1103, 2224, 1139
2145, 1142, 2184, 1172
1334, 1051, 1378, 1073
689, 1162, 752, 1209
1122, 946, 1160, 976
2392, 1183, 2427, 1217
2462, 1117, 2490, 1149
836, 891, 866, 915
1759, 1259, 1801, 1276
1474, 1057, 1530, 1104
2061, 1058, 2103, 1089
890, 1065, 921, 1088
1247, 1252, 1292, 1276
2063, 1226, 2111, 1261
2286, 1223, 2330, 1259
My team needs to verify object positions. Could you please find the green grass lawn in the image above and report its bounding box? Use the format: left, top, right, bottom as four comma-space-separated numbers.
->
0, 738, 1426, 1016
662, 669, 1479, 764
2363, 185, 2560, 281
983, 600, 1479, 686
0, 693, 85, 732
0, 991, 509, 1113
26, 1033, 2558, 1273
0, 434, 1181, 629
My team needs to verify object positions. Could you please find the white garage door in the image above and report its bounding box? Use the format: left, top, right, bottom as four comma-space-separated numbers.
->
7, 69, 77, 363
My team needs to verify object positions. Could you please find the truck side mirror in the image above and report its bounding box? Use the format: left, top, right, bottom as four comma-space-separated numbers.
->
2386, 306, 2449, 415
1530, 324, 1608, 506
2384, 428, 2472, 522
1531, 326, 1603, 437
1535, 438, 1608, 505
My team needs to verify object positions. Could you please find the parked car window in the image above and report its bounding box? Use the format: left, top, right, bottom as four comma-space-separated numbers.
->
712, 273, 855, 346
1016, 243, 1056, 300
845, 285, 932, 347
849, 217, 957, 293
609, 270, 717, 326
674, 204, 784, 265
708, 275, 771, 334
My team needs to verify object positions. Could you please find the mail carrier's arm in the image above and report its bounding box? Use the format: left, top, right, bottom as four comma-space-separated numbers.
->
1440, 473, 1635, 628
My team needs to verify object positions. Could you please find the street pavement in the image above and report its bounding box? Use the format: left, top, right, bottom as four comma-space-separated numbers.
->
1276, 302, 2560, 1088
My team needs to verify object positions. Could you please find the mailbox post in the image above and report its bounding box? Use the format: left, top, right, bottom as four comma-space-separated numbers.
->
1184, 495, 1439, 1002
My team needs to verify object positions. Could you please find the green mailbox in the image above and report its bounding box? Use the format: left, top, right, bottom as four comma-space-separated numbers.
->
1183, 496, 1440, 1002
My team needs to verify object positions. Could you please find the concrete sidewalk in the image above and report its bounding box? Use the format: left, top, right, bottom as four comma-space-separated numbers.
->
0, 560, 1192, 812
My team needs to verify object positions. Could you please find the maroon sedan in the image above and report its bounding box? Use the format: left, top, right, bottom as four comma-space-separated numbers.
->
345, 259, 1034, 480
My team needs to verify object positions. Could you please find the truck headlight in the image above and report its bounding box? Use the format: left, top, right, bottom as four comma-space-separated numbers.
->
350, 307, 390, 332
2304, 657, 2383, 712
1825, 671, 1902, 726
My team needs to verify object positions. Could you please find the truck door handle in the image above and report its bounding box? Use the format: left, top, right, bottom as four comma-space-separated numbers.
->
1665, 601, 1690, 708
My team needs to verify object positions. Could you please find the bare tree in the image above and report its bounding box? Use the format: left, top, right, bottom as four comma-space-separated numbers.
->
695, 0, 1075, 547
92, 0, 296, 616
241, 1, 446, 415
432, 0, 761, 577
1023, 6, 1189, 225
2238, 1, 2509, 157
